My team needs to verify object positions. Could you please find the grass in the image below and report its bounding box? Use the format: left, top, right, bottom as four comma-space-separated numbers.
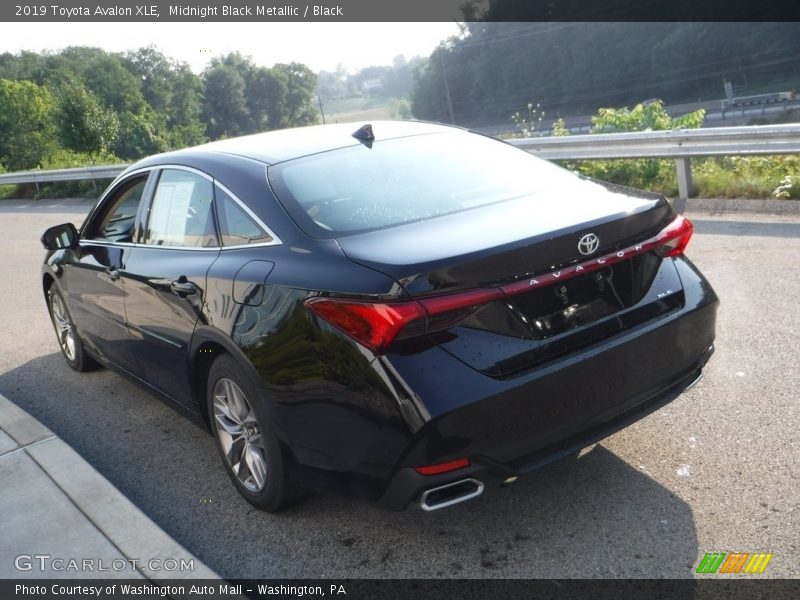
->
563, 155, 800, 200
322, 95, 410, 124
326, 105, 394, 124
322, 95, 393, 114
0, 179, 112, 201
693, 156, 800, 199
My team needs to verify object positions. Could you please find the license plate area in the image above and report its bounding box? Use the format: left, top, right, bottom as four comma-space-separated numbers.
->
510, 253, 662, 340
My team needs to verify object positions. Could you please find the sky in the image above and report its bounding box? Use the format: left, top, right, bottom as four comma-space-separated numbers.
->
1, 22, 462, 73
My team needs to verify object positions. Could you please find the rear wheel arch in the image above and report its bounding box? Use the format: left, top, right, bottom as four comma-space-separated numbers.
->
189, 327, 264, 431
205, 352, 304, 511
190, 327, 302, 470
191, 340, 228, 431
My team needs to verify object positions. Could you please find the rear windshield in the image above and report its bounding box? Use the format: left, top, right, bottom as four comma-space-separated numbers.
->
267, 130, 581, 238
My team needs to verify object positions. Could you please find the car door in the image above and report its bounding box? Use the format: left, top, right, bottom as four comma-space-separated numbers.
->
66, 171, 153, 372
122, 167, 220, 409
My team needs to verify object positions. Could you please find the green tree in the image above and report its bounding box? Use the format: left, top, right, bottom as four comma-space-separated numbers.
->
0, 79, 56, 170
0, 51, 48, 83
202, 54, 318, 139
124, 47, 206, 148
167, 63, 206, 147
123, 46, 173, 113
272, 63, 318, 126
246, 66, 287, 130
56, 82, 119, 154
576, 100, 705, 190
83, 53, 147, 114
111, 108, 166, 159
410, 44, 454, 124
202, 62, 251, 138
411, 22, 800, 127
316, 65, 348, 99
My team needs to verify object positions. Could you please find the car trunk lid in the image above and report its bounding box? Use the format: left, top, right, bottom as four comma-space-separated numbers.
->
335, 180, 674, 296
325, 182, 686, 377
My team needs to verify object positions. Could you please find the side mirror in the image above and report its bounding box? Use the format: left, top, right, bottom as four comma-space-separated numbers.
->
41, 223, 79, 251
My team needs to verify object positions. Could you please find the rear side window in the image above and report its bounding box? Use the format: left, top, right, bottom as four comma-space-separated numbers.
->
144, 169, 217, 248
215, 186, 273, 246
267, 130, 582, 238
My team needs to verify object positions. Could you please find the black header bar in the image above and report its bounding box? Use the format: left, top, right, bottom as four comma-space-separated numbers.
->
3, 0, 800, 22
3, 579, 800, 600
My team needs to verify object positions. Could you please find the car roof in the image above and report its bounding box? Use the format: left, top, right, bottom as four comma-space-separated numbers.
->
173, 120, 461, 165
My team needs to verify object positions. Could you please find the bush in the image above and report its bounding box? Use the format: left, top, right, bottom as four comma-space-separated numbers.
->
545, 100, 800, 199
692, 156, 800, 199
0, 163, 15, 199
555, 156, 800, 200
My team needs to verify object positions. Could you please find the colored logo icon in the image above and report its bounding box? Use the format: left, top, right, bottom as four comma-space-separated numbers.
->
696, 552, 773, 574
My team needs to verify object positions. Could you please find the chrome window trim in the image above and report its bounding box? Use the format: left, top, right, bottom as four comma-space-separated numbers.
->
140, 165, 218, 249
218, 241, 281, 251
96, 166, 154, 200
78, 239, 220, 252
78, 238, 280, 252
215, 180, 282, 247
78, 239, 135, 248
80, 167, 153, 240
81, 164, 283, 252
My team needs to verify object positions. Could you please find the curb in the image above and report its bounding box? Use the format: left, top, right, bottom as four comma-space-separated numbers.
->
684, 197, 800, 215
0, 393, 219, 581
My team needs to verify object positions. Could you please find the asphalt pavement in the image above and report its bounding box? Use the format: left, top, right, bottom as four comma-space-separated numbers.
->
0, 198, 797, 578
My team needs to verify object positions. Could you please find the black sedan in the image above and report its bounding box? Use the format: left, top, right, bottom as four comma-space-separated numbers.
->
41, 121, 718, 511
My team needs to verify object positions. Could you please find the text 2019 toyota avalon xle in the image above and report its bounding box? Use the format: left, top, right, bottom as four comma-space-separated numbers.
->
40, 121, 717, 511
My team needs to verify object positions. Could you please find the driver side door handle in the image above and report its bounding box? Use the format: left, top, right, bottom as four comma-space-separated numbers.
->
170, 278, 197, 296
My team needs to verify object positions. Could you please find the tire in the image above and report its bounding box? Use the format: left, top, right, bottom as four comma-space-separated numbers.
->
207, 354, 302, 511
47, 286, 98, 372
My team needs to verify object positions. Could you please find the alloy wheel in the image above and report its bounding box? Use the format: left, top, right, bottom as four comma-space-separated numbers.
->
212, 377, 268, 492
50, 293, 76, 361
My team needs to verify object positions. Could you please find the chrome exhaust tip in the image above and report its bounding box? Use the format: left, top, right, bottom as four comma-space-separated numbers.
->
685, 370, 704, 391
419, 478, 484, 511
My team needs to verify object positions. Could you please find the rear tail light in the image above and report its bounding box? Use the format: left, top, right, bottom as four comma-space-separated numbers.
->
653, 214, 693, 257
414, 457, 471, 475
304, 298, 424, 353
305, 288, 501, 354
306, 215, 693, 354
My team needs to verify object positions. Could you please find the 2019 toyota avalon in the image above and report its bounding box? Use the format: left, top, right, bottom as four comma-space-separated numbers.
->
40, 121, 718, 511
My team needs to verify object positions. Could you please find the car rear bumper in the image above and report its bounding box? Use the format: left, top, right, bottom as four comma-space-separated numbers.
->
372, 256, 718, 509
276, 256, 718, 509
376, 344, 712, 510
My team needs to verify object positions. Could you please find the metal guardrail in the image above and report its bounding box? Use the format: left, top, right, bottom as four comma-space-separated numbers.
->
508, 123, 800, 202
0, 164, 129, 185
1, 124, 799, 202
507, 123, 800, 160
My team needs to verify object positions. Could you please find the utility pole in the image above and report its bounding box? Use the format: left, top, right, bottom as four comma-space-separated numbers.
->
317, 95, 326, 124
438, 48, 456, 125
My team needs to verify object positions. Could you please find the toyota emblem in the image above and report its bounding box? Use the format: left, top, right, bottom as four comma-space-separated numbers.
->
578, 233, 600, 255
